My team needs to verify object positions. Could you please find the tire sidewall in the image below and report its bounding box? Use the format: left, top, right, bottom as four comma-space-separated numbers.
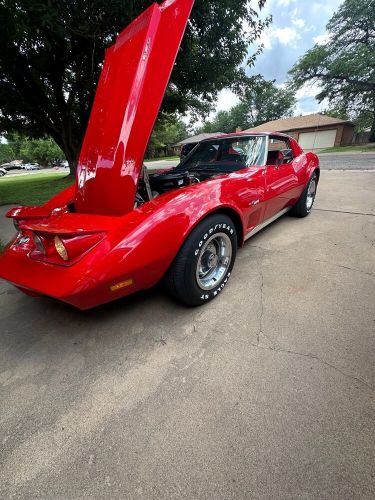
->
184, 216, 237, 304
306, 173, 318, 213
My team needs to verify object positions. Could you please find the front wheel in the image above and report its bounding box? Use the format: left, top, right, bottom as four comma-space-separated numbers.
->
291, 172, 318, 218
165, 214, 237, 306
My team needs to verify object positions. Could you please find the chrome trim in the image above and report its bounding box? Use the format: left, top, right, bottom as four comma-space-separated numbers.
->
196, 233, 232, 291
244, 207, 291, 241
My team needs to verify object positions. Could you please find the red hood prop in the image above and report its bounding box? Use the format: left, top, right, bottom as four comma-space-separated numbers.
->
75, 0, 195, 216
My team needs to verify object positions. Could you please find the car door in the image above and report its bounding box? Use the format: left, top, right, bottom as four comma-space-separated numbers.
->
223, 137, 267, 233
264, 135, 299, 220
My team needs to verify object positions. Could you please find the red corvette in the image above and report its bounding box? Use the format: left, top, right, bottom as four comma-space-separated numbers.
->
0, 0, 319, 310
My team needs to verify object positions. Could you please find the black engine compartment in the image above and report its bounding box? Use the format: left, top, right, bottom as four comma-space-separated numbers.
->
136, 169, 203, 205
135, 166, 233, 207
149, 170, 200, 193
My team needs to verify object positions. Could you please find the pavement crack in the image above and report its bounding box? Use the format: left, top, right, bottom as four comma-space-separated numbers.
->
313, 208, 375, 217
312, 259, 375, 277
250, 343, 374, 393
248, 245, 374, 278
257, 268, 264, 346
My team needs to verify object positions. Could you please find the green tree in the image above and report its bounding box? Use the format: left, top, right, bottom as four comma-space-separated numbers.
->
199, 77, 296, 133
199, 104, 252, 134
289, 0, 375, 141
19, 138, 65, 166
0, 142, 16, 164
0, 0, 270, 174
1, 133, 65, 166
147, 114, 189, 158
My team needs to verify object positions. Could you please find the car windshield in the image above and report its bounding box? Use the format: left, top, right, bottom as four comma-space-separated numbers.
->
177, 135, 267, 173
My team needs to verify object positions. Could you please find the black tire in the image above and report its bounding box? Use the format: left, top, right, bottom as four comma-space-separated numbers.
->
291, 172, 318, 218
165, 214, 237, 306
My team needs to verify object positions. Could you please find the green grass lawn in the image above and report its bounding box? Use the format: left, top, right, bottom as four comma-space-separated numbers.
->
0, 173, 73, 206
319, 144, 375, 154
145, 156, 180, 162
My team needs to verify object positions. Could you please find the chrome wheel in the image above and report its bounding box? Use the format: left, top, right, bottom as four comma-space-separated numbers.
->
196, 233, 232, 291
306, 177, 317, 211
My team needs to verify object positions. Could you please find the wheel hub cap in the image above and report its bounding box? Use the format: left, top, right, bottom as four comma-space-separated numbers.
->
306, 178, 317, 211
196, 233, 232, 291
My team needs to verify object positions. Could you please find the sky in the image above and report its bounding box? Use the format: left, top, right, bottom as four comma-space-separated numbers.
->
215, 0, 343, 117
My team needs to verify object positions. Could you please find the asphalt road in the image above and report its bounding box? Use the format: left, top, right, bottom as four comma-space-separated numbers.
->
0, 170, 374, 499
318, 152, 375, 170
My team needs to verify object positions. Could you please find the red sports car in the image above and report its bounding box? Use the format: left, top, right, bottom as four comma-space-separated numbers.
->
0, 0, 319, 310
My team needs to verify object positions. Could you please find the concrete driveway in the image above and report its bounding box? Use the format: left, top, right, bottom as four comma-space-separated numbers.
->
0, 171, 374, 499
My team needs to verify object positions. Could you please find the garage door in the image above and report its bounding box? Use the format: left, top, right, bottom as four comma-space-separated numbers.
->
298, 129, 337, 150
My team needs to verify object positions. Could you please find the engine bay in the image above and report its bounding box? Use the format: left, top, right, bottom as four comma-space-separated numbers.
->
135, 167, 219, 207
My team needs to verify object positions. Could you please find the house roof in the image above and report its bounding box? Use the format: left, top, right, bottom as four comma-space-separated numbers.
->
173, 132, 225, 146
244, 113, 353, 133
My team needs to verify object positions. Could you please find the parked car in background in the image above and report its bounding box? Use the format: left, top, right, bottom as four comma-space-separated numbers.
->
0, 167, 7, 177
1, 161, 23, 171
23, 163, 41, 170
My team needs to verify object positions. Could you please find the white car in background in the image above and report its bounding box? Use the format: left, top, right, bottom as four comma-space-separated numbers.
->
0, 167, 7, 177
23, 163, 41, 170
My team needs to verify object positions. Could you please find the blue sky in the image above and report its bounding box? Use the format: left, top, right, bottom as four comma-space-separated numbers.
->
216, 0, 343, 116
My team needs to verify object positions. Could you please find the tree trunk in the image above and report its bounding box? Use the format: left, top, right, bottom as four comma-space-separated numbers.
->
58, 130, 81, 178
65, 151, 78, 178
370, 119, 375, 143
49, 129, 81, 178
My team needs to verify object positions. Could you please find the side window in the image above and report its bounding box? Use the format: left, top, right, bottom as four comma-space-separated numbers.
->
267, 136, 293, 165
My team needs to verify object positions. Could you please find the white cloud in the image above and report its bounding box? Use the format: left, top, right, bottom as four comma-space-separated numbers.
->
259, 30, 273, 50
273, 27, 300, 45
292, 17, 305, 28
294, 83, 330, 115
277, 0, 297, 6
183, 89, 240, 129
215, 89, 240, 112
259, 25, 301, 50
295, 83, 321, 100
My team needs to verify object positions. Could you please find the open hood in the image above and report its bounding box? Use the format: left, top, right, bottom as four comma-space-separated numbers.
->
75, 0, 195, 216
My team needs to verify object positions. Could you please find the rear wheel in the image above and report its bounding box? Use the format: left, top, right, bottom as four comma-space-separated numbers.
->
165, 214, 237, 306
291, 172, 318, 218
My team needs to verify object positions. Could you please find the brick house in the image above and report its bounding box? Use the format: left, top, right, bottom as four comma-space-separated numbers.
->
245, 113, 355, 150
169, 132, 224, 156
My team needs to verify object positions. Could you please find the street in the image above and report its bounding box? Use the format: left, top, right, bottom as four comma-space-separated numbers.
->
0, 170, 374, 499
318, 152, 375, 170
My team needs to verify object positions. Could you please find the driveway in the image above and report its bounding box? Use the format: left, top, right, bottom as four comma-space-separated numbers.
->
0, 170, 374, 499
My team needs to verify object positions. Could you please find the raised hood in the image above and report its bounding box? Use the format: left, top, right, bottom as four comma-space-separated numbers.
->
75, 0, 195, 216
